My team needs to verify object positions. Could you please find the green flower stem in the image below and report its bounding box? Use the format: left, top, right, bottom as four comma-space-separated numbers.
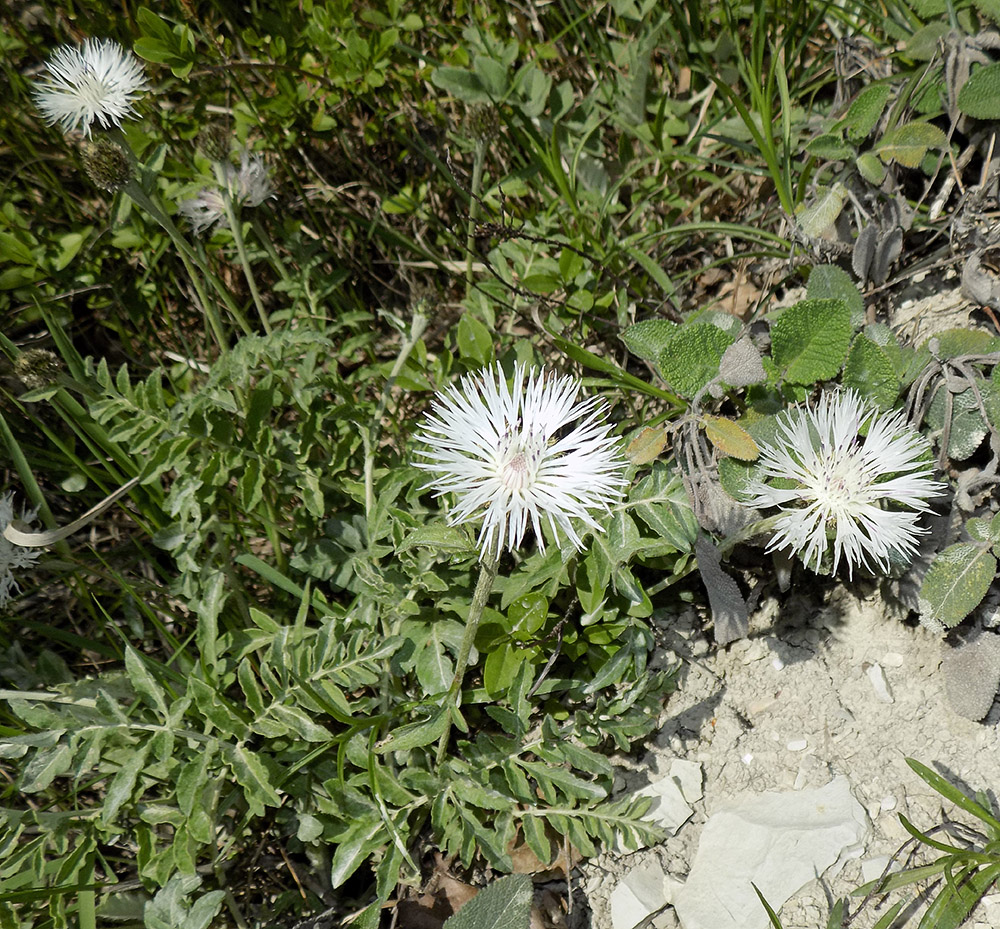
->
122, 178, 238, 351
436, 548, 499, 765
218, 166, 271, 335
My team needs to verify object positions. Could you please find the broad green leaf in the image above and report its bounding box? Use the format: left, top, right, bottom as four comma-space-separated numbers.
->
958, 62, 1000, 119
807, 264, 865, 328
844, 83, 893, 142
906, 22, 951, 59
805, 133, 852, 160
441, 874, 531, 929
856, 151, 886, 185
431, 67, 490, 103
484, 644, 534, 697
620, 319, 679, 365
457, 314, 494, 365
770, 298, 852, 384
926, 387, 988, 461
658, 322, 733, 398
876, 121, 947, 168
925, 327, 1000, 357
702, 415, 759, 460
919, 543, 996, 628
842, 334, 900, 409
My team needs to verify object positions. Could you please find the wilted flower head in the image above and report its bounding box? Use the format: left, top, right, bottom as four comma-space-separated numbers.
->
414, 362, 629, 559
746, 390, 943, 578
32, 38, 148, 138
178, 149, 274, 235
0, 493, 41, 608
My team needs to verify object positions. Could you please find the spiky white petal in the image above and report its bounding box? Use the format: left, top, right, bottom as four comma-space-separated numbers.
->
32, 39, 148, 138
0, 493, 41, 608
178, 150, 274, 235
745, 390, 943, 578
415, 363, 629, 559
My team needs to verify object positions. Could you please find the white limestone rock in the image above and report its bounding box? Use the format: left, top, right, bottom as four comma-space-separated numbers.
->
673, 777, 869, 929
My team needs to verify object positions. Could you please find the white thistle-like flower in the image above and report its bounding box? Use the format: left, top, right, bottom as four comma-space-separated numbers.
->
0, 493, 41, 608
178, 150, 274, 235
32, 38, 148, 138
745, 390, 943, 578
415, 363, 629, 559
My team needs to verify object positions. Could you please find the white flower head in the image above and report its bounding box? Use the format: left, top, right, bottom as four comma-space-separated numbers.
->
415, 362, 629, 559
32, 38, 148, 138
745, 390, 943, 578
178, 149, 274, 235
0, 493, 41, 608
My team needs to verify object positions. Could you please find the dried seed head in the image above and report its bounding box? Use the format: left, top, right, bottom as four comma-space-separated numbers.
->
197, 123, 232, 163
464, 104, 500, 145
82, 138, 132, 191
14, 349, 62, 389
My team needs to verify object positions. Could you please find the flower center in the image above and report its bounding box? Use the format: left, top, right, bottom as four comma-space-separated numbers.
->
498, 431, 543, 495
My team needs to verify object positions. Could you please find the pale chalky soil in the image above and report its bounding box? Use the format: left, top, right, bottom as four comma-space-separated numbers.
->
579, 586, 1000, 929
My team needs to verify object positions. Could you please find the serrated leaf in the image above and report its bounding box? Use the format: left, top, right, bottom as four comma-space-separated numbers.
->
845, 83, 893, 142
658, 322, 733, 398
441, 874, 532, 929
957, 62, 1000, 119
807, 264, 865, 329
919, 543, 997, 628
842, 334, 900, 409
702, 415, 759, 460
876, 121, 947, 168
770, 298, 852, 384
620, 319, 679, 365
626, 426, 667, 464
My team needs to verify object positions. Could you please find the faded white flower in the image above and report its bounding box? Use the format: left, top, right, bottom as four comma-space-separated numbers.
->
415, 362, 629, 559
0, 493, 41, 608
746, 390, 943, 578
32, 38, 148, 138
178, 150, 274, 235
